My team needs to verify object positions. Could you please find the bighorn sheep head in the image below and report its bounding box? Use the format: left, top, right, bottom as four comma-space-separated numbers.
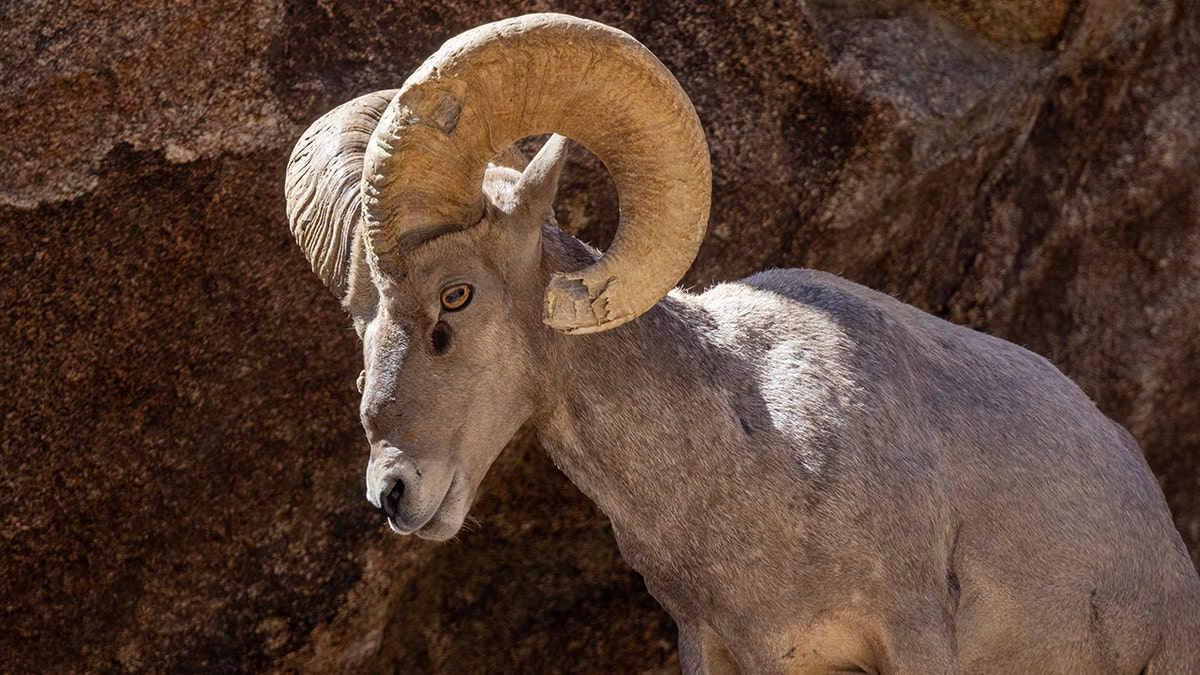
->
285, 14, 711, 539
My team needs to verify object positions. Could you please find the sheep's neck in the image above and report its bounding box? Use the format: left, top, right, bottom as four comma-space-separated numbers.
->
531, 296, 789, 605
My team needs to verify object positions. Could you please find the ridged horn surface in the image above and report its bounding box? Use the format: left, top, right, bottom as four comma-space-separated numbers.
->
285, 90, 398, 299
362, 13, 711, 333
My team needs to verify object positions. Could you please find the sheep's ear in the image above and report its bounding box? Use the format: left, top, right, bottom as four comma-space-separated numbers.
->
512, 134, 569, 221
285, 89, 398, 301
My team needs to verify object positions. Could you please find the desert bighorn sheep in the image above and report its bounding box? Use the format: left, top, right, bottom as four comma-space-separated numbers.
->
284, 13, 1199, 674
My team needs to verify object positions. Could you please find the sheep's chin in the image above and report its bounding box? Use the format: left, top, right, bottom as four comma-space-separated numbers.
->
412, 514, 465, 541
400, 475, 471, 541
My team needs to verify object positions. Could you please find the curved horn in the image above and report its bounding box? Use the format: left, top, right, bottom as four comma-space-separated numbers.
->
285, 90, 398, 299
362, 13, 711, 334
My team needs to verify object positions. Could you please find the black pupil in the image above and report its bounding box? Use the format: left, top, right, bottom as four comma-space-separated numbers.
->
445, 287, 466, 306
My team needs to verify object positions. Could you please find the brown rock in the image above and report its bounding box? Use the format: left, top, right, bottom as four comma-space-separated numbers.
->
1, 0, 1196, 672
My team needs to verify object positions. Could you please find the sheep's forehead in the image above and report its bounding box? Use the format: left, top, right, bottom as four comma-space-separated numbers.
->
380, 228, 493, 300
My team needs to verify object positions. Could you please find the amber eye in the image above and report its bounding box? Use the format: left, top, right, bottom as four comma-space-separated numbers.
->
440, 284, 472, 311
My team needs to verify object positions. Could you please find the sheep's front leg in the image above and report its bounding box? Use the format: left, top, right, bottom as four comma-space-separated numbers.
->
677, 618, 741, 675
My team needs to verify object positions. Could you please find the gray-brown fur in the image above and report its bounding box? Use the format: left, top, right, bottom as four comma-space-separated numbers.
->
287, 14, 1200, 674
331, 149, 1200, 673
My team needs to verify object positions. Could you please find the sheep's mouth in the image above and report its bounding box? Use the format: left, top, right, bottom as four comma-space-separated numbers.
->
389, 472, 465, 541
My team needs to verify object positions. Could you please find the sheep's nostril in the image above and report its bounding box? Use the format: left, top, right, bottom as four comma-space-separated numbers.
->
383, 480, 405, 518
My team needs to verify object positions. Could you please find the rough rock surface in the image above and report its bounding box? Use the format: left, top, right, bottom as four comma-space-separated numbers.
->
1, 0, 1197, 671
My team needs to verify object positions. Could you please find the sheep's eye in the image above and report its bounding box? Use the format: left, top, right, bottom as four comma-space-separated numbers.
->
440, 284, 472, 311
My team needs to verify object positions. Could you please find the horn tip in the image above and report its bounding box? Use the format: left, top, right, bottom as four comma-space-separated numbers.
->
543, 273, 637, 334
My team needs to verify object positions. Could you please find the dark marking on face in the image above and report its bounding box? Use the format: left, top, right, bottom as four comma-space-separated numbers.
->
431, 321, 452, 355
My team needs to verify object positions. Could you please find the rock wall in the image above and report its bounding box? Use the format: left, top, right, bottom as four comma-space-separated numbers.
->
2, 0, 1197, 671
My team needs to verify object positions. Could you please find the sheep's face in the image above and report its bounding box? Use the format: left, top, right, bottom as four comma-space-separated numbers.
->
347, 154, 559, 540
285, 16, 710, 540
